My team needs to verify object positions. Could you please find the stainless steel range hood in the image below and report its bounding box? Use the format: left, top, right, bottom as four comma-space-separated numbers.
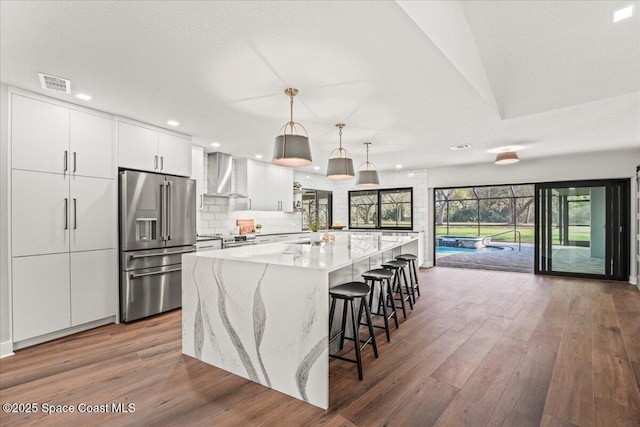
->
205, 152, 247, 198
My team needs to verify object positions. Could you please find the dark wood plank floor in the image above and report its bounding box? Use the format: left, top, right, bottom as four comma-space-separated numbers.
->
1, 268, 639, 426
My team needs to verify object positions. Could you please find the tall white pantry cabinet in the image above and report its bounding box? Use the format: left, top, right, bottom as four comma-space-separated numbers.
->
10, 92, 117, 346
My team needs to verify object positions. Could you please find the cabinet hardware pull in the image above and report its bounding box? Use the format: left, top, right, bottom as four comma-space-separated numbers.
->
160, 156, 164, 170
64, 151, 68, 172
154, 155, 158, 170
73, 152, 77, 172
64, 198, 68, 229
130, 267, 182, 280
130, 249, 194, 259
73, 198, 77, 229
249, 199, 252, 210
200, 194, 203, 208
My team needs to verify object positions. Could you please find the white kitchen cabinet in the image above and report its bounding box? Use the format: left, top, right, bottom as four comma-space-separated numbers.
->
191, 146, 205, 210
117, 121, 159, 172
11, 170, 70, 257
234, 159, 293, 211
118, 121, 191, 176
12, 253, 71, 342
70, 110, 114, 179
10, 88, 118, 346
70, 176, 116, 252
159, 132, 192, 176
11, 171, 115, 256
11, 94, 114, 179
11, 94, 70, 175
277, 167, 294, 212
70, 249, 117, 326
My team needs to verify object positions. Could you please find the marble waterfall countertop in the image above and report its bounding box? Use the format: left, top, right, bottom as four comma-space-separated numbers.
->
182, 232, 420, 409
193, 233, 415, 271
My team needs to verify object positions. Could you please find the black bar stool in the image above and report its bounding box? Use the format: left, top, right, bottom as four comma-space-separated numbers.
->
362, 268, 398, 342
395, 254, 420, 302
329, 281, 378, 380
381, 259, 413, 318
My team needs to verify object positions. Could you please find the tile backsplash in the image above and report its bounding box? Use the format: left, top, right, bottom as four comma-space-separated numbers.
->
198, 197, 302, 235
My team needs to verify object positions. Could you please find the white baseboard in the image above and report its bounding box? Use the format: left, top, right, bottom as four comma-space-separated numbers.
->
630, 276, 637, 285
1, 340, 14, 358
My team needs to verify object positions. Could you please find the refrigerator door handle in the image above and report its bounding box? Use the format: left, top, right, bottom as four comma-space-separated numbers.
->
160, 181, 167, 241
129, 249, 194, 259
130, 267, 181, 280
167, 180, 172, 240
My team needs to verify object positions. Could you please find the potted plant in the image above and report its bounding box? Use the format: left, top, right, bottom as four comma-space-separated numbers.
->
308, 219, 320, 244
255, 224, 262, 234
293, 181, 302, 191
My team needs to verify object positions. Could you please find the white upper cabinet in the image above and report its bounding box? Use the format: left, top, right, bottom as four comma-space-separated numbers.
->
158, 132, 192, 176
234, 159, 293, 211
277, 167, 294, 212
70, 110, 115, 179
11, 94, 70, 174
191, 146, 204, 210
118, 121, 191, 176
11, 94, 114, 179
117, 122, 158, 172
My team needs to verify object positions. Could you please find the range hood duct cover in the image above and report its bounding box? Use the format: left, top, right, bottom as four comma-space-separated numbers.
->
206, 152, 247, 198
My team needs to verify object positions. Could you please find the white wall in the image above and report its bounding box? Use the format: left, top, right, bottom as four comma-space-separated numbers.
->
1, 84, 11, 356
427, 148, 640, 282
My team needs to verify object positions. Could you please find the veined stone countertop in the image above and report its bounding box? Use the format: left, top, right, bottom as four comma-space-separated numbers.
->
191, 233, 416, 272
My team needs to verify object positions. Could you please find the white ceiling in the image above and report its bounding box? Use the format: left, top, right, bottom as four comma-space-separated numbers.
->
1, 1, 639, 173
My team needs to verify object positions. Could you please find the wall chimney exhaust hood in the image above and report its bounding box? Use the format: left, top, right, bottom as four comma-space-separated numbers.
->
205, 152, 247, 198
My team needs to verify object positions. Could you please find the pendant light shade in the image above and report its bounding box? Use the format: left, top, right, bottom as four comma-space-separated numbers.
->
495, 151, 519, 165
356, 142, 380, 187
327, 123, 355, 180
272, 88, 312, 167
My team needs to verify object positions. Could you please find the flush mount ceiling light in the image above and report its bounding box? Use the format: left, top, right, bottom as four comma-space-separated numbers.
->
356, 142, 380, 187
327, 123, 355, 180
495, 150, 520, 165
613, 5, 633, 22
272, 88, 312, 167
167, 120, 179, 127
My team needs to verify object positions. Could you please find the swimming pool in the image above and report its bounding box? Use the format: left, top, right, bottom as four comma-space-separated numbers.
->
436, 246, 505, 254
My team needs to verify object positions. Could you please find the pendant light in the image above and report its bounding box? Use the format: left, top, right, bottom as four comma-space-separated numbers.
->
272, 88, 312, 167
356, 142, 380, 187
326, 123, 355, 180
495, 150, 519, 165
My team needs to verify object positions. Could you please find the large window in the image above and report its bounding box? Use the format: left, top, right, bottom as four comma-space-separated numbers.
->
434, 184, 534, 243
301, 189, 332, 230
349, 188, 413, 230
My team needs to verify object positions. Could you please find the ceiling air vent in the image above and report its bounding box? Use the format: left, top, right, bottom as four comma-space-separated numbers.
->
38, 73, 71, 93
449, 143, 472, 150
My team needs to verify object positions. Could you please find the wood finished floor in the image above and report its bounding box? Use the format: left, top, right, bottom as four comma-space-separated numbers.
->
1, 267, 639, 427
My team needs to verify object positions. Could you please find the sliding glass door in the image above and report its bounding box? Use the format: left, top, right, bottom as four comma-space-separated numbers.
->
535, 179, 630, 280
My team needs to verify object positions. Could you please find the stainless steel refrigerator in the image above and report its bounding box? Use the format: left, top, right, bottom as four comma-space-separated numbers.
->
119, 170, 196, 322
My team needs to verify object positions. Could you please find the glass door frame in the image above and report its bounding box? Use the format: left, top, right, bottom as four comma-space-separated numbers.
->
534, 179, 630, 281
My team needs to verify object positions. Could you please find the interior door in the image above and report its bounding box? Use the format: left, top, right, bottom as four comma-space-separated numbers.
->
535, 179, 630, 280
165, 176, 196, 247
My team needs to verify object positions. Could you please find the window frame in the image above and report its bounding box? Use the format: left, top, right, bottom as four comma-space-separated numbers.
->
349, 187, 414, 230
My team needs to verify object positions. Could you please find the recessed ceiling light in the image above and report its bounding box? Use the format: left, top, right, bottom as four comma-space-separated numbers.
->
75, 93, 92, 101
211, 142, 221, 147
313, 166, 320, 171
408, 172, 415, 177
167, 120, 179, 127
255, 154, 263, 159
396, 165, 403, 169
449, 144, 472, 150
613, 5, 633, 22
487, 145, 526, 154
306, 175, 311, 179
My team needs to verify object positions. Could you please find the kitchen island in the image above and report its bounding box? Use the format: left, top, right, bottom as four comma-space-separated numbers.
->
181, 232, 422, 409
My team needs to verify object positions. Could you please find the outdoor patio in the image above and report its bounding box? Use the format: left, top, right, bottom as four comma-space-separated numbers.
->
435, 243, 534, 273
